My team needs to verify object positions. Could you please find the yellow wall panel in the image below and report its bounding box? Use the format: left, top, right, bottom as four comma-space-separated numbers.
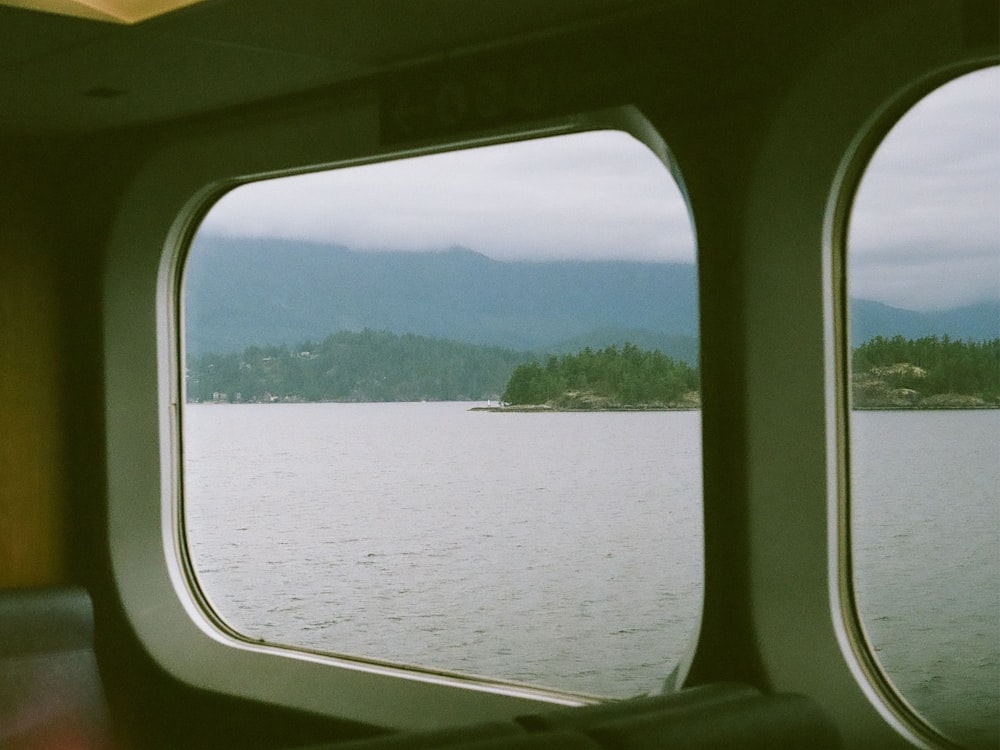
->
0, 173, 68, 586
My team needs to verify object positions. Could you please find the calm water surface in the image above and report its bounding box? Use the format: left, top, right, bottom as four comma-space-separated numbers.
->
851, 410, 999, 748
184, 403, 703, 698
183, 404, 998, 745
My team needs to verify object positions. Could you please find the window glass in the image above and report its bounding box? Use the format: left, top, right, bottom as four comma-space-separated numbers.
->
181, 130, 702, 697
848, 67, 1000, 747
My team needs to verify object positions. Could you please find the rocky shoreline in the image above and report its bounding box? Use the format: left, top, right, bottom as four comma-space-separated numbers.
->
469, 404, 700, 412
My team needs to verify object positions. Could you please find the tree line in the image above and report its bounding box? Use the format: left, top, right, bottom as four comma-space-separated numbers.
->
852, 335, 999, 407
501, 343, 699, 408
187, 331, 998, 408
186, 329, 534, 403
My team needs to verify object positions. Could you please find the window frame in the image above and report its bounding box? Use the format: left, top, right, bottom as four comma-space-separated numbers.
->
728, 6, 997, 749
832, 63, 1000, 749
103, 102, 694, 729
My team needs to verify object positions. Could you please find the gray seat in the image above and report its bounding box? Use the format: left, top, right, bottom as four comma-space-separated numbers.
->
0, 586, 113, 750
304, 684, 839, 750
583, 692, 841, 750
515, 682, 760, 732
296, 721, 527, 750
0, 587, 841, 750
296, 723, 600, 750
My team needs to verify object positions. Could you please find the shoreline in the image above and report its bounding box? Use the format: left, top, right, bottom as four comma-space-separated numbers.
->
471, 403, 999, 413
468, 405, 700, 412
186, 400, 998, 411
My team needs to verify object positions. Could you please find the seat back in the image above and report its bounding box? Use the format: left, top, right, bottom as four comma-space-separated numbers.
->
301, 685, 840, 750
583, 692, 842, 750
515, 682, 760, 732
0, 586, 113, 750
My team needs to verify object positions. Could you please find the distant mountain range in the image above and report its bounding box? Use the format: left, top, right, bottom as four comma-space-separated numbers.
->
184, 235, 999, 362
849, 299, 999, 344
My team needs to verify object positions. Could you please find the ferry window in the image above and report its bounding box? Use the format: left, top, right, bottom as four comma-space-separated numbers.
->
847, 67, 1000, 747
180, 130, 702, 698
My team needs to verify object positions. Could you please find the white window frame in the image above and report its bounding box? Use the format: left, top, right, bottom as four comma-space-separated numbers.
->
102, 101, 689, 729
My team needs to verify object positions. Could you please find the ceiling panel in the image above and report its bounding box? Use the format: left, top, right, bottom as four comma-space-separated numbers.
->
0, 5, 112, 68
0, 0, 210, 24
150, 0, 655, 67
0, 0, 656, 136
0, 30, 357, 133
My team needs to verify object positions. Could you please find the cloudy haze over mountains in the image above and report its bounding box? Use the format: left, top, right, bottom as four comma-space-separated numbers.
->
185, 237, 997, 359
197, 67, 997, 328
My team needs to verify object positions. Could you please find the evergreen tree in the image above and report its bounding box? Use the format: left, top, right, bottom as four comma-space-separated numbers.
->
501, 343, 699, 408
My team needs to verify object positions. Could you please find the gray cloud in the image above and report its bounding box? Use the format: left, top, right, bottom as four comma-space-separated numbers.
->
848, 66, 999, 310
199, 68, 998, 312
200, 130, 696, 263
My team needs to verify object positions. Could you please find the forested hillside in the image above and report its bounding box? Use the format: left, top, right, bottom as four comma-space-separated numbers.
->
188, 330, 999, 409
186, 330, 533, 403
184, 236, 699, 358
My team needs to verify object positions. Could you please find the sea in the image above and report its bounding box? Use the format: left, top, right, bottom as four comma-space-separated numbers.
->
182, 403, 998, 747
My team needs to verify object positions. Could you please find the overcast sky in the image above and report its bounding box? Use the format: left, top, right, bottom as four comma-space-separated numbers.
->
849, 66, 999, 310
200, 67, 998, 312
201, 129, 695, 263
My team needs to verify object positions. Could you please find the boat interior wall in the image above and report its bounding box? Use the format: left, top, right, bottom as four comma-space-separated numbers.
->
0, 148, 70, 588
0, 1, 996, 748
0, 138, 383, 747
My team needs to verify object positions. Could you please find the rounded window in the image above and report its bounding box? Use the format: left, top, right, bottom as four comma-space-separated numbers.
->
180, 129, 704, 698
846, 66, 999, 748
